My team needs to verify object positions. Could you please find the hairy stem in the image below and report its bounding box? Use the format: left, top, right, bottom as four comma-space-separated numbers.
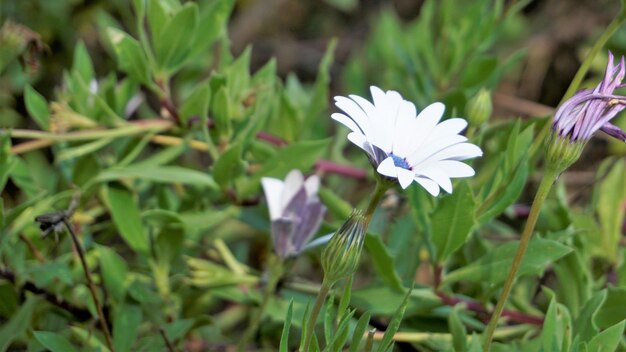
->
482, 169, 557, 351
302, 281, 331, 351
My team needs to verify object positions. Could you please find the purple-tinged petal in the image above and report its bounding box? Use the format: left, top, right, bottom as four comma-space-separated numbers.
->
600, 122, 626, 142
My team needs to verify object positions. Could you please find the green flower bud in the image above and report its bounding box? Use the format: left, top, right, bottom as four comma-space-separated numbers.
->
465, 89, 492, 126
545, 131, 584, 175
321, 210, 366, 284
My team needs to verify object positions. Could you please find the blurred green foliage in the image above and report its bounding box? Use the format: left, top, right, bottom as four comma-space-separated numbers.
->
0, 0, 625, 351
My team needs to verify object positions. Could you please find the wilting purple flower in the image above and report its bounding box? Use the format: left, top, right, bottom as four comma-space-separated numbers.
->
261, 170, 326, 259
552, 52, 626, 143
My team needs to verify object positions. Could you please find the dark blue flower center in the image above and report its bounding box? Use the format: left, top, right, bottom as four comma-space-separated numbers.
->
390, 153, 411, 170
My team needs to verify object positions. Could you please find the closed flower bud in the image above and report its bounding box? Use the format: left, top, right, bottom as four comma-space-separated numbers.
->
262, 170, 326, 259
465, 88, 492, 127
321, 210, 366, 284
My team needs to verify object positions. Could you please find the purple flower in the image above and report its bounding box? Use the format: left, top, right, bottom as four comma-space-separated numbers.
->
261, 170, 326, 259
552, 52, 626, 143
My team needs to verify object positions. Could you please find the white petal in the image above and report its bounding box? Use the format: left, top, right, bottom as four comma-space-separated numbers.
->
415, 176, 440, 197
426, 118, 468, 141
350, 93, 388, 150
397, 168, 415, 189
378, 90, 403, 150
281, 170, 304, 210
418, 167, 453, 193
304, 175, 320, 196
392, 99, 418, 157
370, 86, 387, 108
331, 113, 362, 133
404, 102, 446, 154
413, 143, 483, 170
417, 102, 445, 126
349, 94, 377, 118
436, 160, 476, 178
261, 177, 284, 220
334, 96, 370, 134
347, 132, 376, 160
376, 157, 397, 178
443, 143, 483, 160
408, 135, 468, 166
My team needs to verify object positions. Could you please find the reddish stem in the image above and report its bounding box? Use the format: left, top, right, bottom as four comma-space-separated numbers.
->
437, 292, 543, 326
315, 160, 367, 180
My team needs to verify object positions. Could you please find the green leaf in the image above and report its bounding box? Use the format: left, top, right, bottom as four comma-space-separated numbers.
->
553, 250, 592, 318
69, 326, 110, 351
146, 0, 168, 43
376, 286, 412, 352
541, 295, 572, 352
24, 85, 49, 130
327, 310, 355, 352
586, 320, 625, 352
72, 41, 95, 84
443, 238, 572, 285
349, 312, 371, 352
256, 139, 329, 178
460, 56, 497, 87
0, 296, 39, 352
108, 27, 151, 85
240, 139, 329, 197
153, 3, 199, 72
351, 285, 439, 316
105, 184, 149, 253
448, 305, 467, 352
211, 86, 232, 140
594, 160, 626, 262
179, 81, 211, 124
163, 319, 195, 341
318, 186, 352, 219
225, 46, 251, 100
99, 245, 129, 302
186, 257, 258, 287
189, 0, 235, 58
33, 331, 79, 352
97, 165, 218, 189
213, 142, 246, 188
594, 288, 626, 329
301, 39, 336, 139
279, 301, 294, 352
364, 234, 404, 292
574, 290, 607, 343
57, 138, 115, 162
113, 304, 142, 352
431, 181, 476, 262
0, 283, 18, 317
0, 133, 15, 193
477, 122, 532, 224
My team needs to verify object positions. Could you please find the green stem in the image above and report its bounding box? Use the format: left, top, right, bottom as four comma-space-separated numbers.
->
238, 256, 284, 351
482, 169, 558, 351
302, 280, 331, 351
63, 220, 115, 352
4, 120, 172, 141
364, 180, 389, 226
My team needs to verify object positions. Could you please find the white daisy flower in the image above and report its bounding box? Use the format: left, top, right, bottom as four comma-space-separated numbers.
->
332, 86, 483, 196
261, 170, 326, 258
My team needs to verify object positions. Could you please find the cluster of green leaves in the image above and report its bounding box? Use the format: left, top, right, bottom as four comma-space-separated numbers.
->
344, 0, 526, 113
1, 0, 626, 351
